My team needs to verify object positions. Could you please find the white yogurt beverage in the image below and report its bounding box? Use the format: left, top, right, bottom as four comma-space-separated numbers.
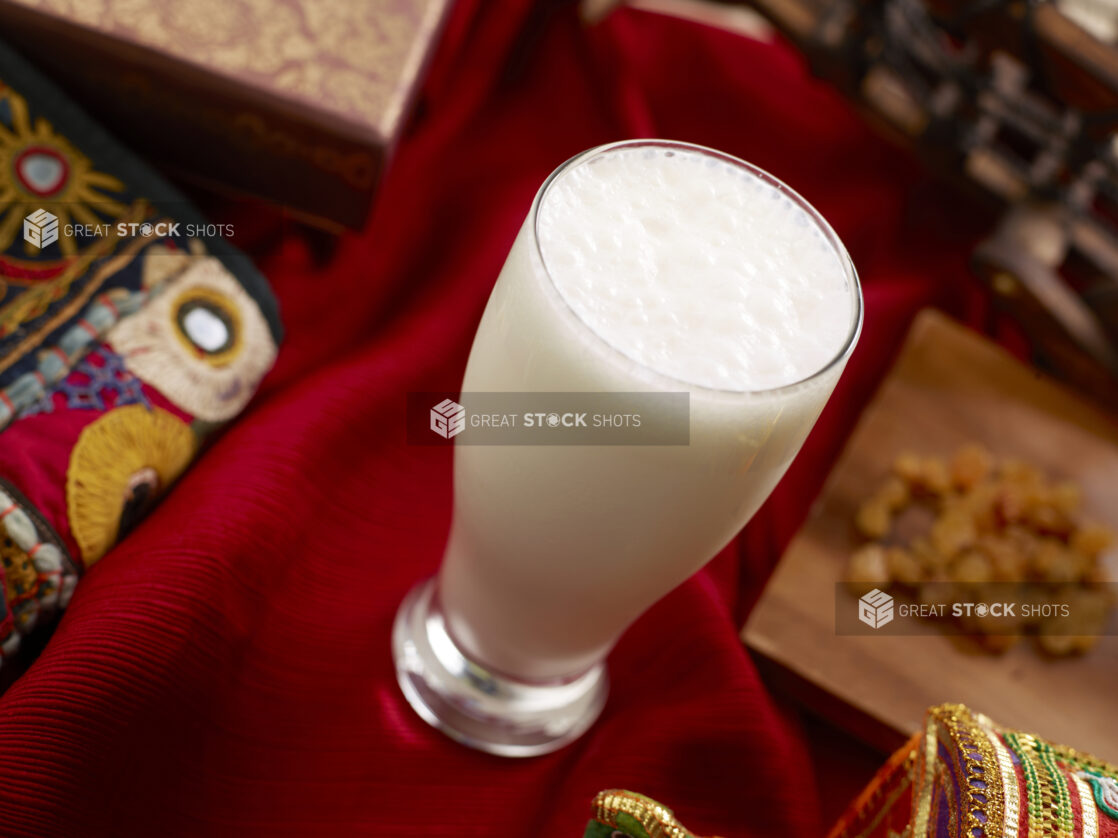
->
438, 141, 861, 682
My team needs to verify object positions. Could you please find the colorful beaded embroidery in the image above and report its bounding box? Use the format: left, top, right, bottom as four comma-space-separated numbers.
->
0, 477, 76, 662
0, 36, 280, 401
584, 790, 721, 838
1078, 773, 1118, 822
829, 704, 1118, 838
0, 37, 281, 668
21, 346, 150, 416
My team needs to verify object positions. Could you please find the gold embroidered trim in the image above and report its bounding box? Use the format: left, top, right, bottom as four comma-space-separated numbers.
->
853, 777, 913, 838
827, 733, 919, 838
938, 706, 1005, 838
1007, 732, 1076, 838
591, 790, 694, 838
855, 706, 1118, 838
912, 713, 939, 838
1049, 744, 1118, 783
1037, 743, 1073, 838
1072, 774, 1099, 838
985, 728, 1021, 838
0, 213, 149, 377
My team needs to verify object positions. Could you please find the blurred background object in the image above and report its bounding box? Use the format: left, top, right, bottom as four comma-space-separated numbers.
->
744, 310, 1118, 766
0, 0, 452, 230
1061, 0, 1118, 43
586, 0, 1118, 411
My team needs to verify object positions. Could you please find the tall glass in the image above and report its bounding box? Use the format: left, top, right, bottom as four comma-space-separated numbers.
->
393, 140, 862, 756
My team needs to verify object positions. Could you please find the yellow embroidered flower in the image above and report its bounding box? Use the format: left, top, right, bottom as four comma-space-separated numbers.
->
66, 405, 197, 566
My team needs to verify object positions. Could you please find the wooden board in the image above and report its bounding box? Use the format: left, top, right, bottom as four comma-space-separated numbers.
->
743, 309, 1118, 763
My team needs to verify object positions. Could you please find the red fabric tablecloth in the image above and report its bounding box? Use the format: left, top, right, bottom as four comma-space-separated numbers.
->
0, 1, 1010, 835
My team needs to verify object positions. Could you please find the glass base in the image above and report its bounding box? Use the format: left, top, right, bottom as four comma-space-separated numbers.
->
392, 578, 608, 757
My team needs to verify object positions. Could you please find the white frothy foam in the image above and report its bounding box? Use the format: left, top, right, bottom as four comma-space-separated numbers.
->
537, 146, 854, 391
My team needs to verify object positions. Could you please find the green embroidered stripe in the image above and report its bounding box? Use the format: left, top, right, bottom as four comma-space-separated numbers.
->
1006, 732, 1077, 838
1035, 742, 1074, 835
1006, 732, 1044, 838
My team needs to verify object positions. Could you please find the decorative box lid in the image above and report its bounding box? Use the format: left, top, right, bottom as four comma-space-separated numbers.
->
3, 0, 450, 143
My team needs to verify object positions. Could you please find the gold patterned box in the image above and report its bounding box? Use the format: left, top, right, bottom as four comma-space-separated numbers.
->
0, 0, 452, 229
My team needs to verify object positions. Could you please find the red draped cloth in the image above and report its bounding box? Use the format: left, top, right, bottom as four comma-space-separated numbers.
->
0, 1, 1005, 835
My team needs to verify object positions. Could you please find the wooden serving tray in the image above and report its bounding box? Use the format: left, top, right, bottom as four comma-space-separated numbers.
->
743, 309, 1118, 763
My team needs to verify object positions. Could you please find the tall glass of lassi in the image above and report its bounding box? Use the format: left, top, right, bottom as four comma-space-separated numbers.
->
393, 140, 862, 756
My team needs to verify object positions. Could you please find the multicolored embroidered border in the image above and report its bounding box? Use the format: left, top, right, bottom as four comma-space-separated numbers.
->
0, 37, 280, 399
0, 37, 282, 668
828, 705, 1118, 838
